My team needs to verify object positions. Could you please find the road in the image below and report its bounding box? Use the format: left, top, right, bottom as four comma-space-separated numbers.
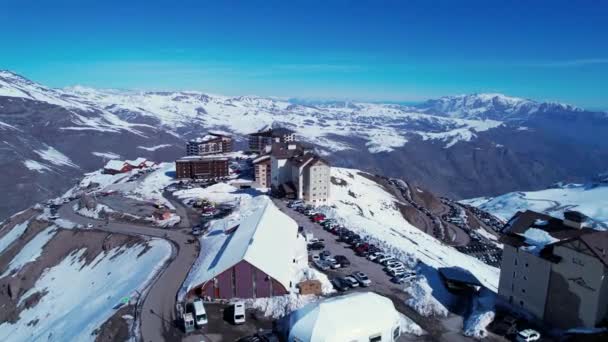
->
58, 201, 200, 342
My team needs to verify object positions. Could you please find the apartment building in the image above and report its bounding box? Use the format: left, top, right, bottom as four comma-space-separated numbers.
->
248, 127, 295, 152
186, 133, 233, 156
498, 210, 608, 329
251, 142, 330, 204
175, 156, 229, 180
252, 154, 271, 188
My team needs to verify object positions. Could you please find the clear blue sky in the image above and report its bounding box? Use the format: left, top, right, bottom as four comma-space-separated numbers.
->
1, 0, 607, 109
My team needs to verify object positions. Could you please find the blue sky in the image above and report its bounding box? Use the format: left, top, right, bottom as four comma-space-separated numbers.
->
1, 0, 607, 109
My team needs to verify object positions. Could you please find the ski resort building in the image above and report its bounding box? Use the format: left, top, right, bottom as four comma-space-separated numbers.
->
248, 127, 296, 152
175, 156, 229, 180
186, 133, 233, 156
498, 210, 608, 329
280, 292, 402, 342
188, 197, 307, 299
253, 142, 331, 204
103, 158, 153, 174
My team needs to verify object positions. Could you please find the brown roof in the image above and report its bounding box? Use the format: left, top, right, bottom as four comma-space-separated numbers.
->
500, 210, 607, 263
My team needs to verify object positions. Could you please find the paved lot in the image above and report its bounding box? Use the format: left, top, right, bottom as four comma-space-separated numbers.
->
182, 303, 273, 342
273, 199, 488, 342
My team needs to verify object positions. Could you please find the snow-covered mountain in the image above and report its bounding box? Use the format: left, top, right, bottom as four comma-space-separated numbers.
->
2, 70, 608, 220
417, 93, 585, 121
461, 178, 608, 229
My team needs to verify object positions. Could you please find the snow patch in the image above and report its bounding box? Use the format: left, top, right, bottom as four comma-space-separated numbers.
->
137, 144, 172, 151
404, 276, 449, 317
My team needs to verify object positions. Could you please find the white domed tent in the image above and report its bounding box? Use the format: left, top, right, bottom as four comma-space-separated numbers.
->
285, 292, 402, 342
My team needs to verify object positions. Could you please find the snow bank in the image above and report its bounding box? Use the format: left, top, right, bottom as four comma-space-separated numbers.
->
0, 239, 171, 342
519, 227, 559, 248
399, 313, 425, 336
463, 289, 496, 339
173, 182, 245, 205
75, 203, 114, 219
246, 294, 318, 319
404, 276, 449, 317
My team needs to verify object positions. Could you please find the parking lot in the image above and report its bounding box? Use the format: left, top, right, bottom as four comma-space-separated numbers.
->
272, 199, 477, 341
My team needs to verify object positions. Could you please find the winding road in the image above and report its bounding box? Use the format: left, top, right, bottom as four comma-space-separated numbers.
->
58, 200, 200, 342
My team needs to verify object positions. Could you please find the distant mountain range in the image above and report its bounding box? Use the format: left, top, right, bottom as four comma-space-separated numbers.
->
2, 70, 608, 219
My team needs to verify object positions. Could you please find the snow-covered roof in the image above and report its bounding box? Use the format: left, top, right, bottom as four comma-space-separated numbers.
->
126, 157, 147, 166
194, 196, 300, 290
103, 160, 127, 171
287, 292, 401, 342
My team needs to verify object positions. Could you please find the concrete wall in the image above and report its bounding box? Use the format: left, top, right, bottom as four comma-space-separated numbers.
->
545, 244, 608, 328
498, 244, 552, 319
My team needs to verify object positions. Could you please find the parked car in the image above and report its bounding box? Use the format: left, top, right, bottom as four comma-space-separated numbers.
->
334, 255, 350, 267
391, 273, 416, 284
379, 256, 396, 265
331, 277, 350, 292
327, 257, 340, 269
353, 272, 372, 287
233, 301, 246, 324
191, 226, 202, 236
308, 242, 325, 250
313, 259, 330, 271
311, 214, 326, 223
516, 329, 540, 342
193, 299, 208, 327
320, 250, 331, 259
237, 331, 279, 342
386, 264, 406, 275
343, 276, 360, 288
86, 223, 94, 228
367, 252, 384, 262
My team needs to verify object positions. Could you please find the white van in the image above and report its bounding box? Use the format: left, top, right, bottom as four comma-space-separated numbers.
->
193, 299, 208, 327
233, 301, 246, 325
182, 312, 195, 333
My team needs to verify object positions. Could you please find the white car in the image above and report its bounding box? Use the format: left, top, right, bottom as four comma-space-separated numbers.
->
367, 252, 384, 262
352, 272, 372, 287
233, 301, 246, 325
343, 276, 359, 288
86, 223, 94, 228
516, 329, 540, 342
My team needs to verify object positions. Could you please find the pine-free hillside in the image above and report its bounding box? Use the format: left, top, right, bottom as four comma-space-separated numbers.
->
2, 70, 608, 220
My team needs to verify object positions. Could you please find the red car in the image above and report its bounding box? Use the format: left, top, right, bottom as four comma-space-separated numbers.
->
311, 214, 326, 222
355, 243, 370, 255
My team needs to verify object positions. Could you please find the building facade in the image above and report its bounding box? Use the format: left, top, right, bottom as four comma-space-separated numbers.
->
248, 127, 296, 152
186, 133, 233, 156
175, 156, 229, 180
252, 155, 271, 188
498, 210, 608, 329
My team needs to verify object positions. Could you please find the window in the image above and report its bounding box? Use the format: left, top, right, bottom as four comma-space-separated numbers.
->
522, 289, 526, 293
514, 259, 518, 266
519, 300, 524, 307
525, 263, 529, 268
369, 334, 382, 342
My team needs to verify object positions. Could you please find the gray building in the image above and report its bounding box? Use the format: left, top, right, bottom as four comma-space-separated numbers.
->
498, 210, 608, 329
248, 127, 295, 152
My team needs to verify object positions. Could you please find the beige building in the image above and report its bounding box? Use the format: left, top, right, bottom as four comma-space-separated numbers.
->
248, 127, 296, 152
253, 142, 330, 205
498, 210, 608, 329
186, 133, 233, 156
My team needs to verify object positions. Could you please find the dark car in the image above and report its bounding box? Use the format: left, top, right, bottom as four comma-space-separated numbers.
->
331, 277, 350, 292
334, 255, 350, 267
237, 331, 279, 342
309, 242, 325, 250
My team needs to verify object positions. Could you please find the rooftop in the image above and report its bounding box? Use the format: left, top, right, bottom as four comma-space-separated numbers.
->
249, 126, 295, 137
176, 155, 229, 162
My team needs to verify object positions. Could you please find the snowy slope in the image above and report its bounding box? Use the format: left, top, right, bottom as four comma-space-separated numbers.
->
0, 238, 171, 342
321, 168, 500, 290
462, 182, 608, 228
